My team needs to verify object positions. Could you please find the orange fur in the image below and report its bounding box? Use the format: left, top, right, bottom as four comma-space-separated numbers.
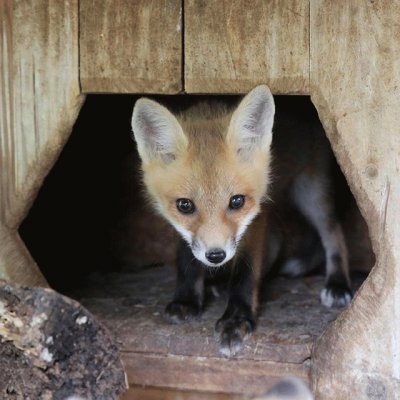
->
131, 85, 352, 356
139, 99, 271, 261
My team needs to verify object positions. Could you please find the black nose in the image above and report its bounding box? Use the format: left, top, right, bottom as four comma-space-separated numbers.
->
206, 248, 226, 264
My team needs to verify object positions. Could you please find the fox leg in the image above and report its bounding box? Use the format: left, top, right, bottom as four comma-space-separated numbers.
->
215, 254, 257, 357
215, 216, 264, 357
291, 173, 352, 307
165, 240, 204, 324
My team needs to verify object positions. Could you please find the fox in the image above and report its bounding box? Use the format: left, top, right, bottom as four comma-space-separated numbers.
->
131, 85, 352, 356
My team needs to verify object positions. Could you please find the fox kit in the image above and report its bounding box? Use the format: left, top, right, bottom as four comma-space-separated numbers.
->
131, 85, 352, 356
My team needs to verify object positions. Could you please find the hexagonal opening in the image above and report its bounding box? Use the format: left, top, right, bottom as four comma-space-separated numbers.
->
19, 94, 374, 396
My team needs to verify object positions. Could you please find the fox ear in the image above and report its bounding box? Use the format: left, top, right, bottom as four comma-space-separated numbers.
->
227, 85, 275, 159
132, 98, 187, 164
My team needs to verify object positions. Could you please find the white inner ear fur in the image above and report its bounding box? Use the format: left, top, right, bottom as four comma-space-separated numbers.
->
227, 85, 275, 159
131, 98, 187, 164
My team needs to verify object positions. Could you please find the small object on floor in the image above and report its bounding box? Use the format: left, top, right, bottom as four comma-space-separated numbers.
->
252, 377, 313, 400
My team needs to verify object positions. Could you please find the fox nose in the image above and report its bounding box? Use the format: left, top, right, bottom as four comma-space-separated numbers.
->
206, 248, 226, 264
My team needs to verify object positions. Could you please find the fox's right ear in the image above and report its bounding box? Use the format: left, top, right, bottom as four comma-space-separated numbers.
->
131, 99, 187, 164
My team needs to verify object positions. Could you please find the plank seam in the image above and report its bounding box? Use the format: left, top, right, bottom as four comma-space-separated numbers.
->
181, 0, 185, 93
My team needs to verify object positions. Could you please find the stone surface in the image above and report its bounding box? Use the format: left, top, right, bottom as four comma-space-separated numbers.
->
0, 281, 127, 399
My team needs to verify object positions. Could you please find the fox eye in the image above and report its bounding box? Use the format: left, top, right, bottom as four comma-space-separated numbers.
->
229, 194, 245, 210
176, 198, 196, 214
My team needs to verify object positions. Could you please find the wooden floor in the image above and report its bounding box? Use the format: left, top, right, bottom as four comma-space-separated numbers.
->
121, 385, 243, 400
70, 264, 353, 398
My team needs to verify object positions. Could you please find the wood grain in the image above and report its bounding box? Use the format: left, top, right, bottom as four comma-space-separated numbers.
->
80, 0, 182, 94
74, 265, 350, 395
0, 1, 84, 285
310, 1, 400, 398
121, 385, 244, 400
123, 353, 309, 396
185, 0, 309, 94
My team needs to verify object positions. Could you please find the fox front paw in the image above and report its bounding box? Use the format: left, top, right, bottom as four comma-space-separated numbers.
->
164, 301, 201, 324
320, 284, 352, 308
215, 317, 254, 357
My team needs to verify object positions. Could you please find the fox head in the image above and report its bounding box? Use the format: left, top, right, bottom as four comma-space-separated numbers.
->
131, 85, 275, 267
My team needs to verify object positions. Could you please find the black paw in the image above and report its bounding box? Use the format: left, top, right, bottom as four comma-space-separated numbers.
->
215, 317, 254, 357
320, 283, 352, 308
164, 301, 201, 324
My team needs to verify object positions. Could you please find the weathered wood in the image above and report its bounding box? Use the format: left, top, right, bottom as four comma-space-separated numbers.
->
0, 1, 84, 285
0, 228, 45, 287
0, 280, 127, 399
74, 265, 352, 395
121, 385, 244, 400
310, 1, 400, 398
80, 0, 182, 94
184, 0, 309, 94
122, 380, 313, 400
123, 353, 309, 396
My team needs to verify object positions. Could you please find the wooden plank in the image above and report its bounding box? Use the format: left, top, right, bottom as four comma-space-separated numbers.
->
76, 265, 342, 365
80, 0, 182, 94
0, 228, 45, 287
185, 0, 309, 94
0, 1, 84, 285
122, 353, 309, 396
121, 385, 244, 400
73, 265, 350, 394
310, 1, 400, 398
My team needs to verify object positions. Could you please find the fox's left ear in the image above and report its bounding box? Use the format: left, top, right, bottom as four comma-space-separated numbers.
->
227, 85, 275, 159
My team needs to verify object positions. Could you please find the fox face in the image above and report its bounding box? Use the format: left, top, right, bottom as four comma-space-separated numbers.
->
132, 86, 275, 267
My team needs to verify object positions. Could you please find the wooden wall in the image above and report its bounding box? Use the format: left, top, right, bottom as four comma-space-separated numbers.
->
80, 0, 182, 93
79, 0, 309, 94
0, 1, 399, 399
310, 1, 400, 398
0, 1, 84, 285
185, 0, 309, 94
